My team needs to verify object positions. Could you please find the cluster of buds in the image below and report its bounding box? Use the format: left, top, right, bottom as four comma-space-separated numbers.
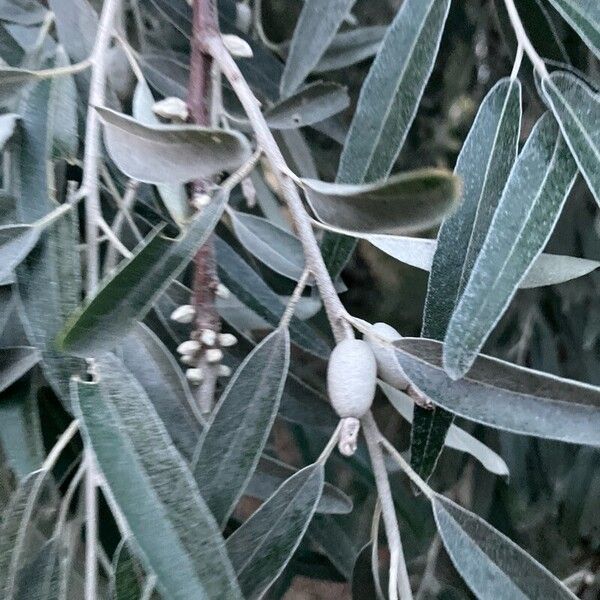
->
169, 288, 238, 385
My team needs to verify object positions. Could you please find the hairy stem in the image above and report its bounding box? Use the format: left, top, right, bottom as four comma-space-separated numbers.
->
84, 449, 98, 600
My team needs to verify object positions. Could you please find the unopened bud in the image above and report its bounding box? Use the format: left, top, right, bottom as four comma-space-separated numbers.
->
180, 355, 195, 365
186, 368, 203, 384
218, 365, 232, 377
200, 329, 217, 346
218, 333, 237, 347
192, 193, 211, 210
222, 34, 253, 58
235, 2, 252, 33
177, 340, 201, 355
152, 97, 189, 121
170, 305, 195, 324
215, 283, 230, 299
206, 348, 223, 363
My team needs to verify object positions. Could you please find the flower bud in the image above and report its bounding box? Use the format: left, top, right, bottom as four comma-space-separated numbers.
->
170, 305, 195, 324
218, 333, 237, 347
206, 348, 224, 363
177, 340, 201, 355
186, 368, 203, 384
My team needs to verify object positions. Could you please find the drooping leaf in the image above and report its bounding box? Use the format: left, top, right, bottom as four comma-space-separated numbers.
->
230, 210, 306, 281
412, 77, 521, 481
0, 113, 18, 150
0, 225, 40, 282
546, 0, 600, 59
16, 212, 85, 406
542, 71, 600, 208
433, 494, 577, 599
226, 463, 324, 599
120, 322, 204, 462
380, 382, 509, 477
322, 0, 452, 276
132, 79, 190, 225
193, 327, 290, 526
246, 455, 352, 515
215, 237, 330, 359
72, 355, 242, 600
59, 192, 227, 357
0, 346, 39, 393
97, 106, 251, 185
314, 26, 386, 73
303, 168, 460, 235
444, 113, 578, 379
280, 0, 355, 96
394, 337, 600, 446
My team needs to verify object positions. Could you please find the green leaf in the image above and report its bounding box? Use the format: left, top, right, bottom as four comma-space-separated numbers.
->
546, 0, 600, 59
265, 81, 349, 129
59, 192, 227, 357
0, 113, 18, 150
380, 382, 509, 477
193, 327, 290, 526
97, 106, 252, 184
215, 237, 330, 359
0, 346, 39, 393
303, 168, 460, 235
132, 79, 190, 225
111, 540, 143, 600
0, 225, 40, 282
226, 463, 324, 599
433, 493, 577, 599
120, 322, 204, 462
0, 0, 47, 26
280, 0, 355, 96
394, 337, 600, 446
412, 77, 521, 481
230, 210, 306, 281
72, 355, 242, 600
336, 0, 451, 184
314, 26, 386, 73
16, 213, 85, 405
48, 0, 97, 65
246, 455, 352, 515
14, 538, 59, 600
542, 71, 600, 208
0, 68, 37, 105
444, 113, 578, 379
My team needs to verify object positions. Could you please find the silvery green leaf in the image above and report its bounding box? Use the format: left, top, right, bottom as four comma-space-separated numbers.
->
0, 113, 18, 150
336, 0, 451, 184
48, 0, 97, 65
230, 210, 306, 281
250, 171, 290, 231
111, 540, 143, 600
0, 0, 47, 26
412, 77, 521, 482
16, 213, 85, 406
546, 0, 600, 59
380, 381, 509, 477
120, 323, 204, 462
0, 346, 39, 393
314, 26, 386, 73
444, 113, 578, 379
433, 494, 577, 599
246, 455, 352, 515
0, 225, 40, 282
59, 193, 227, 358
394, 337, 600, 446
280, 0, 355, 96
73, 355, 242, 600
0, 68, 37, 105
226, 463, 324, 599
542, 71, 600, 208
97, 106, 252, 185
193, 327, 290, 526
132, 80, 190, 224
14, 536, 59, 600
265, 81, 349, 129
303, 168, 460, 235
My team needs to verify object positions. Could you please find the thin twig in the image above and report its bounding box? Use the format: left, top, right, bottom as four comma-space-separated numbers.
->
97, 216, 133, 258
280, 268, 312, 327
84, 449, 98, 600
80, 0, 121, 295
371, 499, 386, 600
317, 421, 343, 464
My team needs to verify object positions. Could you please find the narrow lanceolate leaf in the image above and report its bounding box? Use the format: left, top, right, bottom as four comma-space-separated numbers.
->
97, 106, 251, 184
193, 328, 290, 526
72, 355, 242, 600
50, 46, 78, 161
0, 113, 18, 150
132, 80, 190, 224
59, 192, 227, 357
444, 113, 578, 379
433, 494, 577, 600
542, 71, 600, 208
265, 82, 349, 129
226, 463, 324, 599
395, 337, 600, 446
230, 211, 305, 281
280, 0, 355, 96
16, 213, 84, 405
546, 0, 600, 59
336, 0, 451, 184
120, 323, 204, 462
0, 225, 40, 282
111, 540, 143, 600
323, 0, 451, 275
412, 77, 521, 482
303, 168, 460, 235
0, 68, 37, 105
0, 347, 39, 393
